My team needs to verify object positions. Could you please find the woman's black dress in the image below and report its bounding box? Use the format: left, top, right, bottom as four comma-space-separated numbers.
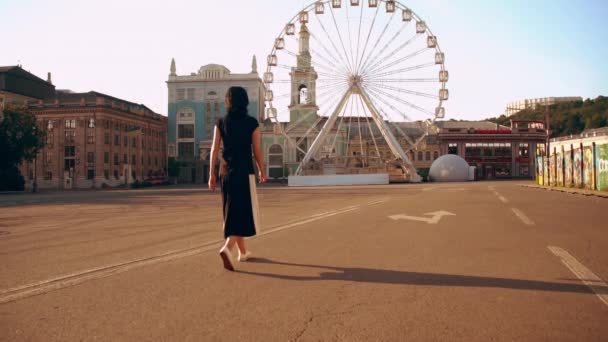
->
216, 114, 259, 238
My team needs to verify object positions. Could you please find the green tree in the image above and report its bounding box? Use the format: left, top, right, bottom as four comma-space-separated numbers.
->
0, 107, 46, 191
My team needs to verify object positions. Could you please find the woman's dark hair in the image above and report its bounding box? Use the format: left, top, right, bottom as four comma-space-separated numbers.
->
225, 86, 249, 117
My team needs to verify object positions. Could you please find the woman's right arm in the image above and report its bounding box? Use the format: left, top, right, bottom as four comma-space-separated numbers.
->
208, 125, 222, 191
252, 127, 266, 183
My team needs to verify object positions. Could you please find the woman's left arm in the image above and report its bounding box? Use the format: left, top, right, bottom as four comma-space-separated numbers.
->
208, 125, 222, 192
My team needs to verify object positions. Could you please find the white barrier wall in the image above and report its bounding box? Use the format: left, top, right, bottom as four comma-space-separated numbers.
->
288, 173, 389, 187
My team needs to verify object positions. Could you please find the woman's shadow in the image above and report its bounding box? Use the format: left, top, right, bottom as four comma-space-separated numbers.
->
239, 258, 604, 295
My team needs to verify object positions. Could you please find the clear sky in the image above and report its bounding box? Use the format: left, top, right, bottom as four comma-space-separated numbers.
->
2, 0, 606, 120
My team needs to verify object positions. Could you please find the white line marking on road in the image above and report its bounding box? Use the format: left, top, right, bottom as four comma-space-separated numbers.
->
511, 208, 535, 225
422, 187, 435, 192
488, 186, 495, 191
548, 246, 608, 307
388, 210, 456, 224
498, 195, 509, 204
0, 198, 388, 304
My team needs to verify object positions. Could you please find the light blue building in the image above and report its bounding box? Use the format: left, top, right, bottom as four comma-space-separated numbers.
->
166, 57, 265, 182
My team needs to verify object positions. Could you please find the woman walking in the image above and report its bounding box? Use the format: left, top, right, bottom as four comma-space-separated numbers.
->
208, 86, 266, 271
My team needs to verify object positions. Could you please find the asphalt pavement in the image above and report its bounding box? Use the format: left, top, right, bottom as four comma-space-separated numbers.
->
0, 181, 607, 341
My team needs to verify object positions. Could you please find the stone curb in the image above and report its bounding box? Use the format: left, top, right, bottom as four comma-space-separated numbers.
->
518, 184, 608, 199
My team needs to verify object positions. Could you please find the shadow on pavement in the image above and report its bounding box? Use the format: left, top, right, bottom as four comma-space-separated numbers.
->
240, 258, 604, 295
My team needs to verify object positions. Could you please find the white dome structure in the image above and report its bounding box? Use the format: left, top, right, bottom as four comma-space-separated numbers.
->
429, 154, 470, 182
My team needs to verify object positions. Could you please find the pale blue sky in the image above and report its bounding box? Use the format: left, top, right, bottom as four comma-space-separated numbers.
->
2, 0, 606, 120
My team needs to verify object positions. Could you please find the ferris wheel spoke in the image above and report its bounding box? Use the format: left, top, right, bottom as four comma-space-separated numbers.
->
366, 93, 418, 149
355, 5, 381, 73
357, 11, 398, 74
364, 62, 436, 79
311, 33, 351, 75
328, 94, 350, 157
328, 6, 355, 74
357, 94, 381, 158
366, 84, 434, 116
314, 13, 353, 76
344, 3, 356, 75
367, 83, 438, 100
361, 34, 422, 77
365, 78, 438, 83
354, 2, 364, 75
364, 46, 430, 77
366, 87, 412, 121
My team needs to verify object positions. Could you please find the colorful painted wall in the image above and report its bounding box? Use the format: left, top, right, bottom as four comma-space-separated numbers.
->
536, 132, 608, 192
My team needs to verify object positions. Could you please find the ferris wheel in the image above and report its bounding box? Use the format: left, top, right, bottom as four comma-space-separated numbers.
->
264, 0, 448, 178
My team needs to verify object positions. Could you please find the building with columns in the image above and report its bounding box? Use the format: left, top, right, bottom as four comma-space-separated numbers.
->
166, 57, 265, 182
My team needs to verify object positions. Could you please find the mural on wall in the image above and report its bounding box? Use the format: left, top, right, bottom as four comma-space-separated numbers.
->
597, 143, 608, 192
573, 148, 582, 188
549, 153, 556, 186
536, 156, 544, 185
556, 152, 563, 187
583, 146, 594, 190
564, 151, 573, 187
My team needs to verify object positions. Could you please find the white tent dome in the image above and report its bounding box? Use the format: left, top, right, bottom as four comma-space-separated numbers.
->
429, 154, 470, 182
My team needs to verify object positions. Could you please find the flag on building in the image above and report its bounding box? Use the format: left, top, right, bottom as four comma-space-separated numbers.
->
127, 126, 142, 137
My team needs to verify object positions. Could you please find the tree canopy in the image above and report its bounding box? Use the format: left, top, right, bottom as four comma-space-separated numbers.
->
0, 107, 46, 169
486, 96, 607, 138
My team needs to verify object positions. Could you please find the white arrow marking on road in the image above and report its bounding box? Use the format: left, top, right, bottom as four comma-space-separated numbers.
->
389, 211, 456, 224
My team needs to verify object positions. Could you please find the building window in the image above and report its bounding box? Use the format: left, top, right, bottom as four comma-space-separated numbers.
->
87, 152, 95, 163
142, 139, 146, 149
114, 135, 119, 146
65, 119, 76, 128
87, 130, 94, 144
176, 89, 185, 101
169, 145, 176, 157
123, 136, 128, 146
104, 170, 109, 179
46, 132, 54, 147
114, 153, 119, 165
88, 118, 95, 128
132, 137, 137, 148
187, 88, 195, 100
268, 144, 284, 178
178, 142, 194, 159
178, 124, 195, 139
114, 122, 120, 131
433, 151, 439, 160
448, 143, 458, 155
132, 155, 136, 165
114, 170, 119, 179
44, 171, 52, 180
155, 156, 158, 166
417, 151, 423, 161
123, 154, 128, 164
519, 143, 529, 157
104, 120, 110, 129
409, 151, 415, 161
64, 146, 76, 157
104, 152, 110, 164
64, 130, 75, 144
45, 151, 53, 165
87, 169, 95, 180
104, 133, 110, 145
425, 151, 431, 161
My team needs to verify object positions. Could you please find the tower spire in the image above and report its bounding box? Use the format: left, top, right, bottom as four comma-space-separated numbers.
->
251, 55, 258, 74
170, 58, 176, 76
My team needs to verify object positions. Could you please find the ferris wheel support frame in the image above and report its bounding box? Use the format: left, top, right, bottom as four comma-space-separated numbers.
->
296, 83, 420, 182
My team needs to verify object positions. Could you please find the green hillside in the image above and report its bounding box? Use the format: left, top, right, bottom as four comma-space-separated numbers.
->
486, 96, 607, 138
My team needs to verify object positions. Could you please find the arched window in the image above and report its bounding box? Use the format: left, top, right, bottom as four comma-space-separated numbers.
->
298, 85, 308, 104
433, 151, 439, 160
417, 151, 423, 161
268, 144, 284, 179
425, 151, 431, 161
